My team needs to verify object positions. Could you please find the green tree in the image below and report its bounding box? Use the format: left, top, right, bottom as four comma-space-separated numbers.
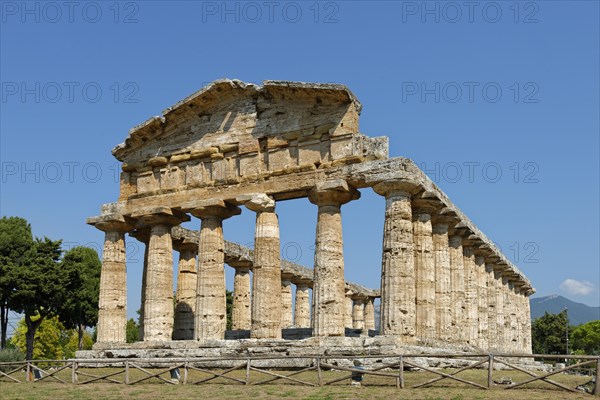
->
126, 318, 139, 343
9, 237, 67, 360
571, 320, 600, 355
531, 310, 571, 355
0, 217, 34, 348
10, 316, 93, 360
11, 316, 68, 360
226, 289, 233, 330
59, 247, 101, 350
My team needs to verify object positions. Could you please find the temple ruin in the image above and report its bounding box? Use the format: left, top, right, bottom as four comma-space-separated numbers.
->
86, 79, 534, 359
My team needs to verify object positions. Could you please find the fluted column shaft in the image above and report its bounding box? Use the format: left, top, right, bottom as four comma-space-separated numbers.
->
485, 264, 497, 351
523, 291, 532, 354
232, 267, 251, 330
97, 225, 129, 343
196, 215, 227, 340
173, 246, 197, 340
449, 235, 466, 343
503, 277, 516, 352
433, 223, 451, 342
414, 210, 436, 340
374, 182, 416, 340
352, 299, 365, 329
493, 270, 505, 352
294, 284, 311, 328
281, 279, 293, 329
364, 298, 376, 331
344, 292, 354, 328
309, 181, 358, 337
249, 198, 282, 339
475, 255, 488, 349
144, 223, 176, 341
463, 246, 478, 346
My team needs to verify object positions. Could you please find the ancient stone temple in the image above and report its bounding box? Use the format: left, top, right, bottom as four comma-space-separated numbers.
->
87, 79, 534, 358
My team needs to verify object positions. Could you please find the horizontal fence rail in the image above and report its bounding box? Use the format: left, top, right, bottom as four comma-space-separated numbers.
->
0, 353, 598, 396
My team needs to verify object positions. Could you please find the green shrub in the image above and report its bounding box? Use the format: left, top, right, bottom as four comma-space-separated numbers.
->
0, 348, 25, 372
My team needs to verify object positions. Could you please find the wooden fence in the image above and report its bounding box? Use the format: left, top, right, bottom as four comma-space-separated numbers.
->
0, 353, 598, 396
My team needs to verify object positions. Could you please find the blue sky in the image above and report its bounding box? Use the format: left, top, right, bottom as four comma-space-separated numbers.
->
1, 1, 598, 321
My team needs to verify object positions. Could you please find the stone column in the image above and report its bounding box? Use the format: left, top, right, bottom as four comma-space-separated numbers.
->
475, 254, 488, 350
524, 290, 533, 354
173, 241, 198, 340
513, 283, 523, 353
186, 200, 240, 341
352, 297, 365, 330
239, 194, 282, 339
294, 281, 311, 328
280, 274, 294, 329
344, 289, 354, 328
132, 208, 189, 341
373, 180, 417, 340
449, 235, 466, 344
485, 263, 497, 351
432, 221, 452, 342
463, 245, 479, 346
493, 269, 505, 352
309, 180, 359, 337
231, 265, 251, 330
503, 276, 516, 353
93, 218, 132, 343
413, 202, 436, 341
363, 297, 376, 331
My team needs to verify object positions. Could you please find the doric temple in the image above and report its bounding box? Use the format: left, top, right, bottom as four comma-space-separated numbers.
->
87, 79, 534, 356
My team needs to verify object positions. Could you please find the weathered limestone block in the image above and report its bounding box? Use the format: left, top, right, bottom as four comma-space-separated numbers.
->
173, 243, 197, 340
463, 246, 479, 346
352, 298, 365, 330
187, 200, 241, 341
485, 263, 497, 351
373, 180, 417, 340
309, 180, 360, 337
240, 194, 283, 339
363, 298, 376, 331
294, 282, 311, 328
281, 278, 294, 329
345, 290, 354, 328
432, 222, 452, 342
94, 219, 132, 343
413, 207, 436, 340
475, 255, 488, 350
449, 235, 466, 343
232, 266, 251, 330
132, 210, 189, 341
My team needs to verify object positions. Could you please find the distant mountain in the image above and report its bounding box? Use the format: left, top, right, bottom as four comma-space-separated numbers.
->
530, 295, 600, 325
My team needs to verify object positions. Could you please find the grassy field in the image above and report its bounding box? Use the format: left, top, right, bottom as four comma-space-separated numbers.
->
0, 366, 596, 399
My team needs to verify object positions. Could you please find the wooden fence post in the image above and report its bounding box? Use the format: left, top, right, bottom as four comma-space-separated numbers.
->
125, 360, 129, 385
487, 355, 494, 389
245, 359, 250, 385
26, 362, 31, 383
71, 361, 78, 384
399, 356, 405, 389
593, 357, 600, 396
317, 357, 322, 386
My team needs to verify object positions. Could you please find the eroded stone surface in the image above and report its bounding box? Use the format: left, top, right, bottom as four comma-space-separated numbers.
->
88, 79, 535, 354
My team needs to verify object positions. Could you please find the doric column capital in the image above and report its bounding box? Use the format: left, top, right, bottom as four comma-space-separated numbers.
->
172, 237, 198, 253
87, 214, 134, 233
309, 179, 360, 206
412, 197, 441, 217
182, 198, 241, 220
372, 179, 419, 198
237, 193, 275, 213
131, 206, 190, 228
